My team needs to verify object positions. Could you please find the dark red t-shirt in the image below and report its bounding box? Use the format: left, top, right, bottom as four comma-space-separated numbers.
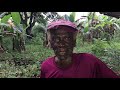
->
40, 53, 119, 78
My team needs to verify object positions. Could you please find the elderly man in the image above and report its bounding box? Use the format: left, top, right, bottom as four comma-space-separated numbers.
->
40, 19, 119, 78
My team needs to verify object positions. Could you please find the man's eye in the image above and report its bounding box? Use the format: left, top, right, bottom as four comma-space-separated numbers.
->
53, 38, 59, 42
56, 39, 59, 42
64, 37, 70, 41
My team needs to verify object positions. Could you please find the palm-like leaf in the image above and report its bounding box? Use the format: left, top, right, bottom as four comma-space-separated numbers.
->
69, 12, 76, 22
11, 12, 21, 25
64, 14, 70, 21
1, 14, 11, 23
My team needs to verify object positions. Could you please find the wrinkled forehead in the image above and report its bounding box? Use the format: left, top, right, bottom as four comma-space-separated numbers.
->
55, 28, 70, 35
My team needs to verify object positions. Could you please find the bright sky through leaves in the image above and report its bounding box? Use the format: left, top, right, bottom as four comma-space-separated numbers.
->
57, 12, 101, 20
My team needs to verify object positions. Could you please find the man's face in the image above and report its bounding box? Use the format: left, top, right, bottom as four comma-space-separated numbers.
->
49, 27, 76, 60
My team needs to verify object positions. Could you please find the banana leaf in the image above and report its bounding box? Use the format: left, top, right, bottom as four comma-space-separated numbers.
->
69, 12, 76, 22
1, 14, 11, 23
11, 12, 21, 25
64, 14, 70, 21
84, 23, 89, 33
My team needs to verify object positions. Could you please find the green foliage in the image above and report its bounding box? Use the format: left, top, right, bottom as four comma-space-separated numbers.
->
31, 24, 46, 47
0, 35, 54, 77
74, 33, 92, 53
32, 34, 44, 45
113, 29, 120, 42
62, 12, 76, 22
11, 12, 21, 25
77, 12, 120, 42
36, 16, 47, 26
1, 14, 11, 23
0, 52, 13, 61
100, 48, 120, 75
64, 14, 70, 21
2, 36, 13, 51
0, 61, 40, 78
0, 51, 40, 78
25, 45, 53, 61
91, 39, 107, 57
69, 12, 76, 22
84, 22, 89, 33
32, 24, 45, 37
0, 12, 25, 52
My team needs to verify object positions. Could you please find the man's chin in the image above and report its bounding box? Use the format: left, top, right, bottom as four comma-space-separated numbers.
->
59, 57, 66, 60
59, 52, 66, 55
57, 55, 68, 60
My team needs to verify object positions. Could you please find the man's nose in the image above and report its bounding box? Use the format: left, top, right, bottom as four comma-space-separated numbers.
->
59, 37, 64, 41
57, 41, 64, 47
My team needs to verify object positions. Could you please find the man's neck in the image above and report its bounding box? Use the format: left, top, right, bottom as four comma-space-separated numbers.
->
55, 56, 73, 68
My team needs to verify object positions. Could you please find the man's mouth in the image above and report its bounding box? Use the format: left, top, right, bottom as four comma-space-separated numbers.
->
59, 48, 66, 52
59, 51, 66, 54
59, 48, 66, 55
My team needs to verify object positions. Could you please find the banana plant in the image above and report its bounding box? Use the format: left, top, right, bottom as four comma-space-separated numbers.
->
62, 12, 76, 22
62, 12, 82, 30
0, 12, 26, 52
84, 12, 120, 41
73, 12, 120, 44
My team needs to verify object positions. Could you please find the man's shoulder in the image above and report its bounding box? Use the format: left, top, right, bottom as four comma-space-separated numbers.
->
73, 53, 100, 63
40, 56, 55, 73
73, 52, 96, 58
41, 56, 55, 66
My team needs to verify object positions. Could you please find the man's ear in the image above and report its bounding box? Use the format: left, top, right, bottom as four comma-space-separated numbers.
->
73, 32, 77, 40
73, 32, 77, 47
46, 32, 52, 48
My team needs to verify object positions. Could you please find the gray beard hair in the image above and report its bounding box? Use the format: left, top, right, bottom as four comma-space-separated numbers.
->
59, 56, 66, 60
57, 54, 71, 61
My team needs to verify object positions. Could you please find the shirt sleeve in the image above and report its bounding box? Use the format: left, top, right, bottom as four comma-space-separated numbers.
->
40, 63, 46, 78
94, 57, 119, 78
40, 70, 45, 78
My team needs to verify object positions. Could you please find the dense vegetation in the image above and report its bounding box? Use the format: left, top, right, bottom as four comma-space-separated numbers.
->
0, 12, 120, 78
